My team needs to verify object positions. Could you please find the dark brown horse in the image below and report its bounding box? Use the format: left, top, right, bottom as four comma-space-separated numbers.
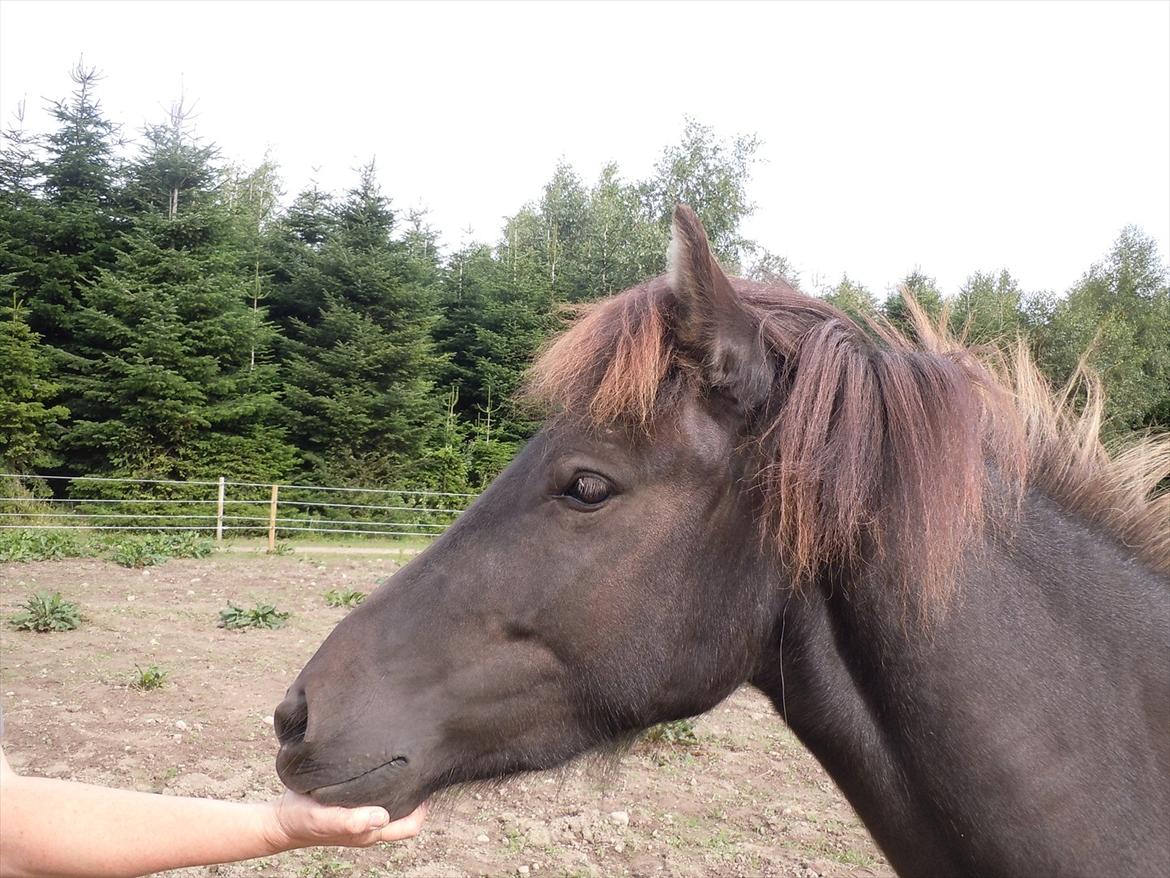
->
275, 206, 1170, 877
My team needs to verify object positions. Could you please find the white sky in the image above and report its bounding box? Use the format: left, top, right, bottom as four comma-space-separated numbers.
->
1, 0, 1167, 298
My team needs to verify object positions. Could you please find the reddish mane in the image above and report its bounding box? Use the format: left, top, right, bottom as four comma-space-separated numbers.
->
526, 275, 1170, 611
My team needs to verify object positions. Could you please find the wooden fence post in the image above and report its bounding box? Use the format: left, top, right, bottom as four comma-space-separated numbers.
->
268, 484, 279, 552
216, 477, 225, 547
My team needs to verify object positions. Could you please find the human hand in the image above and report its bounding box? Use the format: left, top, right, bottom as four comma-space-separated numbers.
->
262, 790, 427, 852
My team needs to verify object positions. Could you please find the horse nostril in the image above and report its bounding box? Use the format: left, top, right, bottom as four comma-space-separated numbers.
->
274, 688, 309, 746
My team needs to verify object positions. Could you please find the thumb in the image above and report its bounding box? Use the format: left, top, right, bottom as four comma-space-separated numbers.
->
349, 807, 390, 835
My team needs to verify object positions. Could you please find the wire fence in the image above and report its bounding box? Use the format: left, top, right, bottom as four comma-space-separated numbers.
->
0, 473, 478, 547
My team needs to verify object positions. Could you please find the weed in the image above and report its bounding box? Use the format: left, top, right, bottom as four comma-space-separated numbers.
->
107, 533, 214, 568
8, 591, 82, 632
299, 851, 353, 878
7, 592, 81, 632
834, 848, 876, 866
156, 532, 214, 559
501, 826, 526, 854
323, 587, 366, 608
132, 664, 168, 690
267, 541, 294, 555
218, 602, 290, 630
109, 537, 169, 568
0, 530, 87, 562
642, 718, 699, 747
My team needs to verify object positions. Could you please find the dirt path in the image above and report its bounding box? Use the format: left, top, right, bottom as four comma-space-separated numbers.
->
0, 556, 891, 878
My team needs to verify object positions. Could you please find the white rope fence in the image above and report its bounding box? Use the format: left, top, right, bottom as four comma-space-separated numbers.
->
0, 474, 478, 547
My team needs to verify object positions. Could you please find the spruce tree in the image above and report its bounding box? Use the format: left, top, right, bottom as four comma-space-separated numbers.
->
276, 162, 446, 485
0, 297, 68, 472
61, 102, 295, 480
26, 63, 125, 345
884, 269, 944, 332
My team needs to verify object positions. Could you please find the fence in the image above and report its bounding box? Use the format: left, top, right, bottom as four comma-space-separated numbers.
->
0, 473, 478, 549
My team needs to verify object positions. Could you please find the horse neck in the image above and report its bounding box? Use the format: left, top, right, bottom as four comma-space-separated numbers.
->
750, 488, 1170, 878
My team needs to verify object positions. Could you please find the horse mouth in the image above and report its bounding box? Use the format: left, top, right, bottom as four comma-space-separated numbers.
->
300, 756, 416, 812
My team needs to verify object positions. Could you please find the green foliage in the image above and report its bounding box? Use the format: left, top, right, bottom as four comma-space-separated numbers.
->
132, 664, 168, 690
105, 532, 212, 567
218, 602, 289, 629
0, 302, 69, 471
822, 274, 879, 324
643, 118, 761, 269
642, 718, 699, 747
323, 587, 366, 608
274, 161, 445, 485
884, 269, 945, 332
157, 532, 215, 559
0, 529, 86, 562
108, 536, 170, 568
951, 269, 1026, 343
747, 247, 801, 288
298, 851, 353, 878
1033, 227, 1170, 433
8, 591, 81, 632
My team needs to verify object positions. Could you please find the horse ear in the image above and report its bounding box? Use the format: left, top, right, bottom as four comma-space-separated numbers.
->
669, 204, 772, 409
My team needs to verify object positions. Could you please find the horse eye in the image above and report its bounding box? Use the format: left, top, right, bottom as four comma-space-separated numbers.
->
565, 474, 612, 506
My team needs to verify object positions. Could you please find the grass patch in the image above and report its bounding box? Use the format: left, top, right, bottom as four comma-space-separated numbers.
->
298, 851, 353, 878
8, 591, 82, 632
217, 602, 290, 630
833, 847, 877, 866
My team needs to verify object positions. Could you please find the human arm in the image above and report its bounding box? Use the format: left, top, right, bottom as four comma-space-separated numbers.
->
0, 747, 426, 878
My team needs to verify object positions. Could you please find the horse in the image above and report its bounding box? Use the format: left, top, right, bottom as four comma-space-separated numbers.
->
274, 205, 1170, 877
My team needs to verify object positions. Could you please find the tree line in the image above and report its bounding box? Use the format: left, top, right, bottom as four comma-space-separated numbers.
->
2, 65, 1168, 497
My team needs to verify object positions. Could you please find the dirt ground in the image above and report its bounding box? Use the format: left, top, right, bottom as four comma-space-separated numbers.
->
0, 554, 891, 878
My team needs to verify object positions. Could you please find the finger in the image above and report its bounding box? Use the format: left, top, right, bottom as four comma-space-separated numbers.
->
346, 806, 390, 835
374, 802, 428, 842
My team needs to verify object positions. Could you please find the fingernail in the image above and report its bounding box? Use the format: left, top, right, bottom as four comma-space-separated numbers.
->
366, 808, 390, 830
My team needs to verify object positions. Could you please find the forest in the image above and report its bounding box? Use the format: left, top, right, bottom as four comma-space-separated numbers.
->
2, 65, 1168, 496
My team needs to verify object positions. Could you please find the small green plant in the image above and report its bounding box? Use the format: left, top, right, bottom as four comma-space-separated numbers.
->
107, 533, 214, 568
0, 530, 87, 562
8, 591, 82, 632
218, 602, 290, 630
109, 536, 169, 568
323, 587, 366, 608
834, 848, 877, 867
132, 664, 168, 690
299, 851, 353, 878
267, 541, 294, 556
642, 718, 699, 747
155, 532, 214, 559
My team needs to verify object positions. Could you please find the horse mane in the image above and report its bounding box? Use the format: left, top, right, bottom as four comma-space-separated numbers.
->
525, 275, 1170, 609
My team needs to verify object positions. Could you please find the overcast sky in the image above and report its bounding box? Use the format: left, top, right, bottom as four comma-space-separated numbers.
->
2, 0, 1167, 298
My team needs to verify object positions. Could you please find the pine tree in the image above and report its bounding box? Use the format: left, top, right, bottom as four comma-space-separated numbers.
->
822, 274, 878, 323
434, 242, 556, 445
276, 162, 446, 485
25, 63, 125, 344
61, 102, 295, 480
0, 296, 68, 472
884, 269, 944, 332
